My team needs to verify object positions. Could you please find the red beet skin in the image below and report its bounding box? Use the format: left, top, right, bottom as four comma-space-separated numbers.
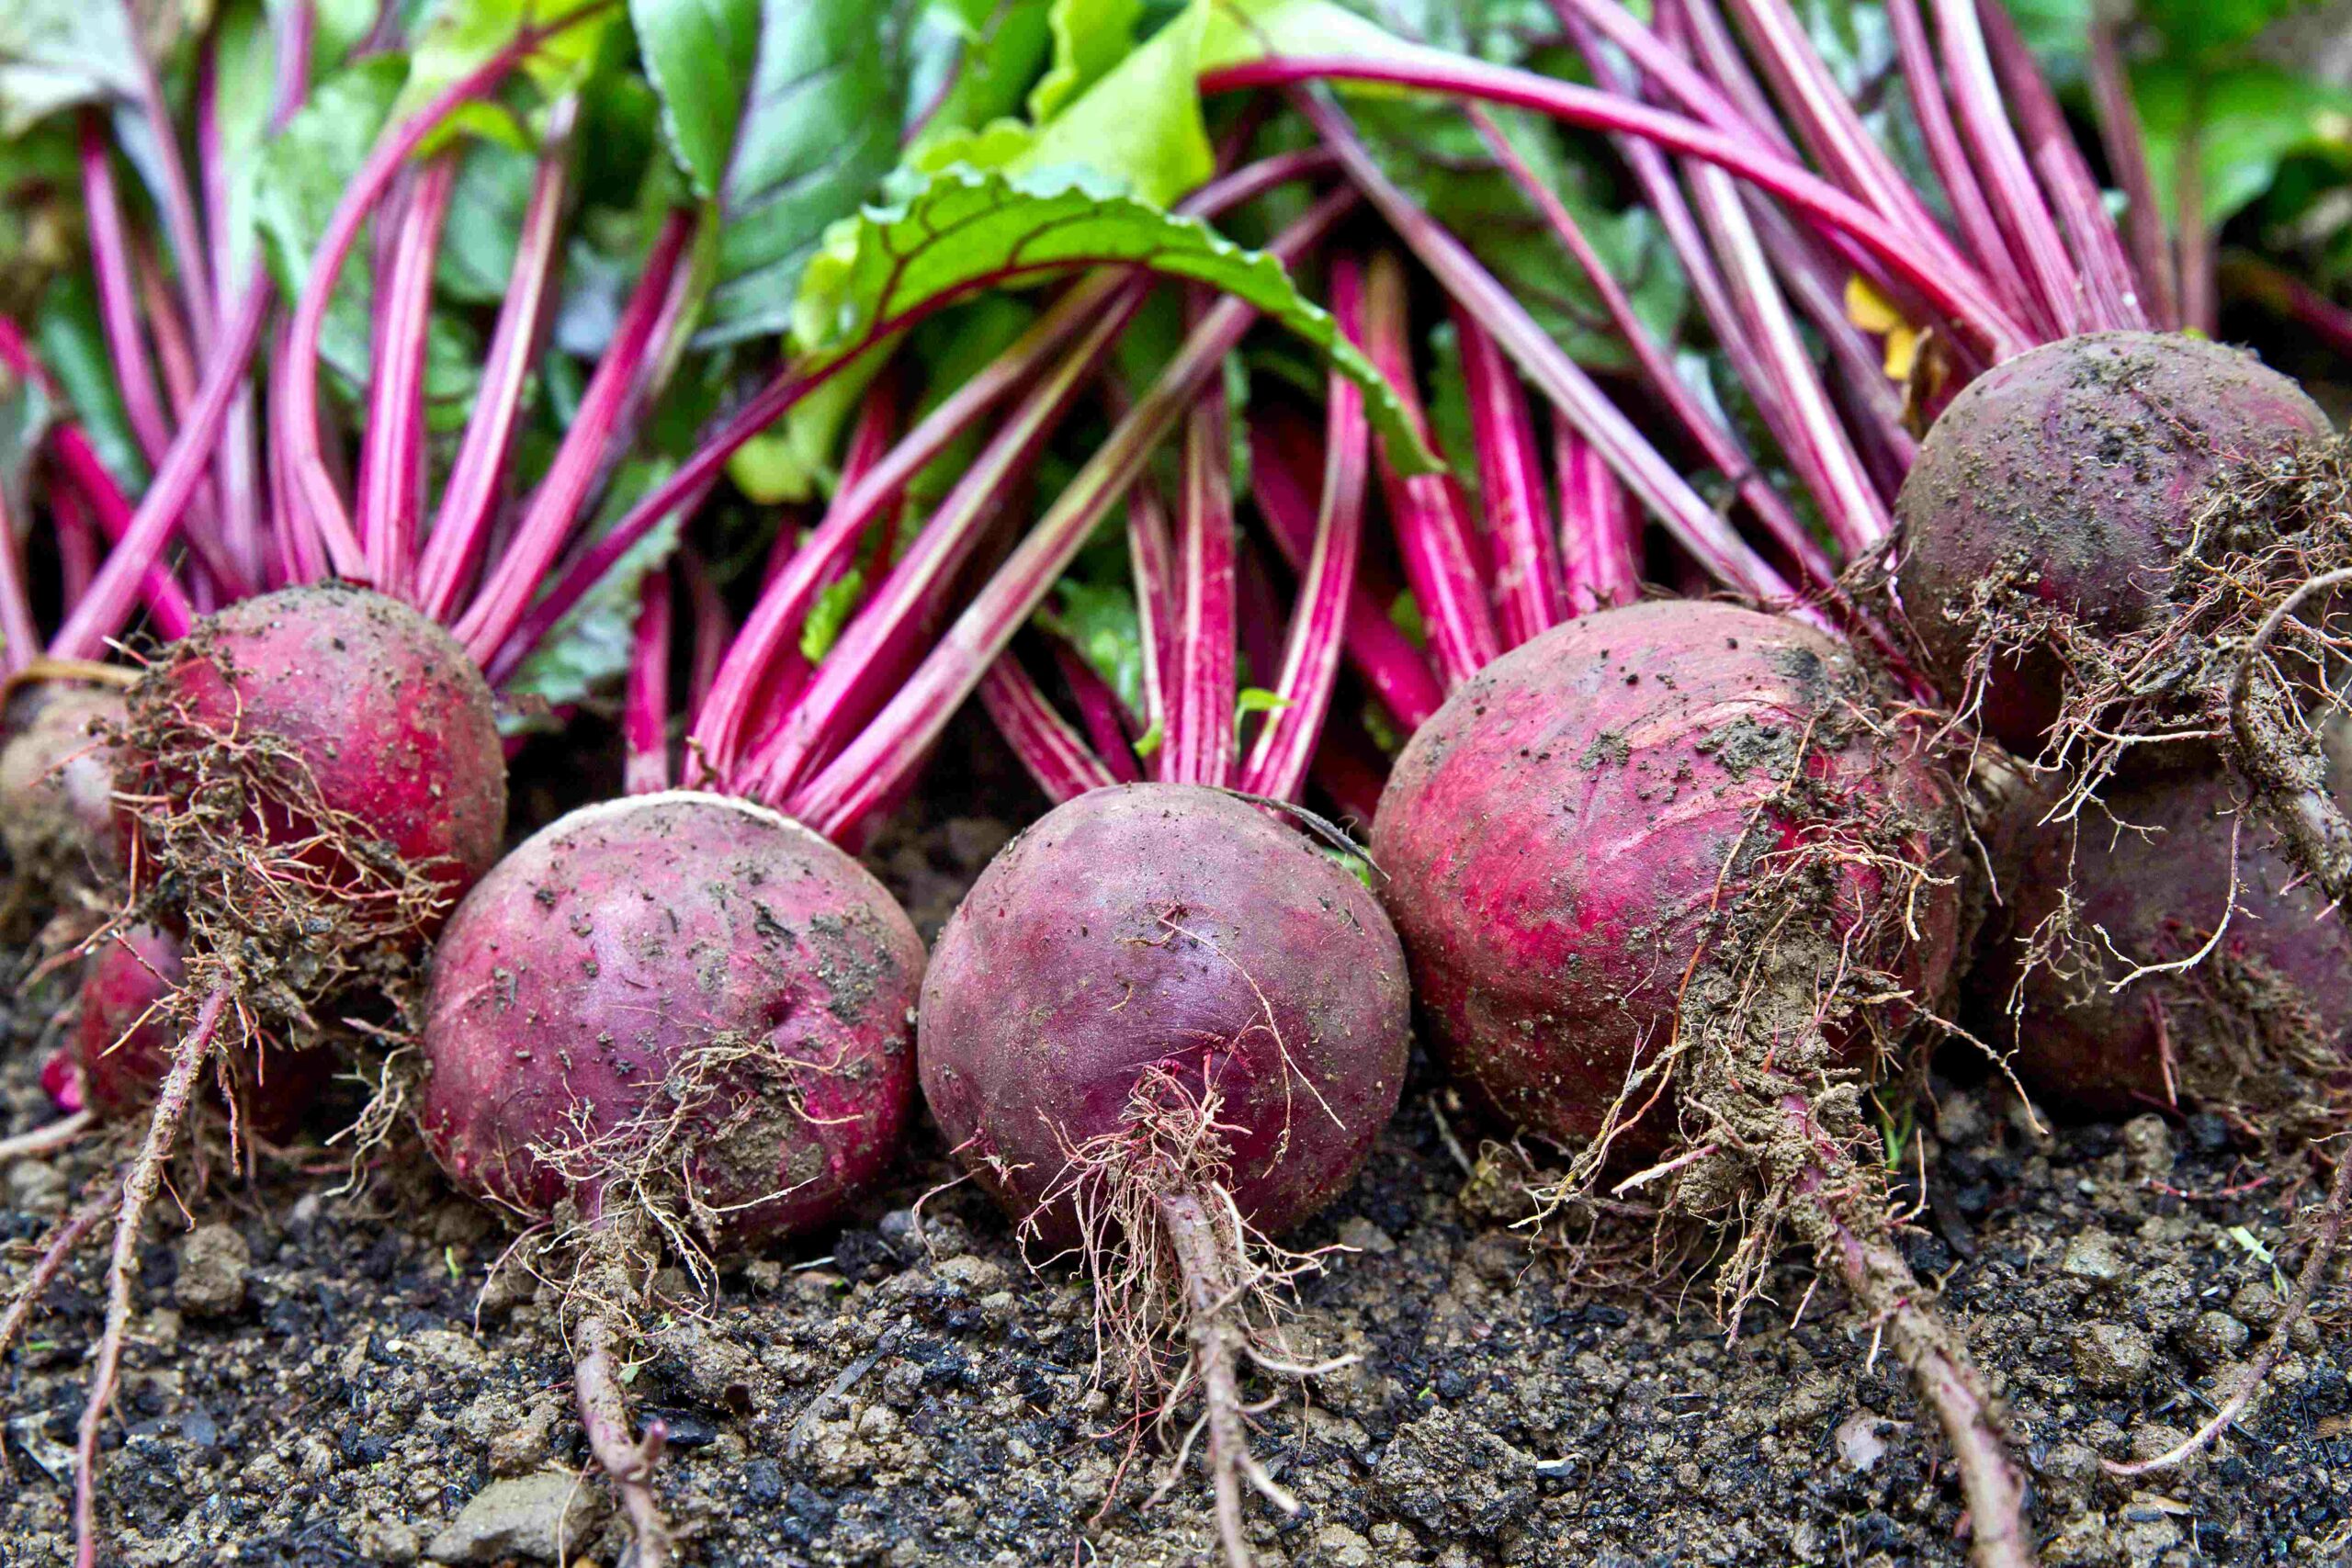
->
1372, 601, 1962, 1149
1972, 767, 2352, 1115
419, 792, 924, 1245
920, 784, 1412, 1247
74, 924, 328, 1137
126, 584, 507, 920
1896, 332, 2329, 750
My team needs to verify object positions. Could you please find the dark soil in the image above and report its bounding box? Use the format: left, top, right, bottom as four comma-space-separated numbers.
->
2, 718, 2347, 1567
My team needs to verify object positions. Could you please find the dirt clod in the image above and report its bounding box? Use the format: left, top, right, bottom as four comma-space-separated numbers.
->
424, 1468, 604, 1563
169, 1224, 249, 1317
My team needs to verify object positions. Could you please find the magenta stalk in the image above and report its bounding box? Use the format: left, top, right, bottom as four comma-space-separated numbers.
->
1166, 377, 1240, 788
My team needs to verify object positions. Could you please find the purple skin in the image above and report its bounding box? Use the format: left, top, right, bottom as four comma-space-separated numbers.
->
74, 924, 328, 1140
126, 584, 508, 926
920, 784, 1411, 1249
419, 792, 924, 1245
1896, 332, 2330, 753
1971, 766, 2352, 1117
1, 684, 127, 895
1371, 601, 1962, 1150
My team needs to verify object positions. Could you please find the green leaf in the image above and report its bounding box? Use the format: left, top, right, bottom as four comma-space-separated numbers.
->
0, 120, 80, 320
1039, 575, 1145, 713
629, 0, 905, 345
35, 274, 144, 489
503, 457, 683, 723
1132, 715, 1163, 758
792, 164, 1435, 468
800, 567, 865, 663
0, 0, 141, 135
1029, 0, 1142, 122
1012, 0, 1211, 207
0, 369, 53, 539
207, 1, 282, 288
394, 0, 617, 152
2134, 60, 2352, 226
907, 0, 1054, 149
1235, 686, 1293, 716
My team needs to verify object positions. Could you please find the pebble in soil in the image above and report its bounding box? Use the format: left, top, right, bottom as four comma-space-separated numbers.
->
0, 724, 2346, 1567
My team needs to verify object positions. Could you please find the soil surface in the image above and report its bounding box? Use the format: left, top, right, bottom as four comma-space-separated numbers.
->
1, 718, 2347, 1568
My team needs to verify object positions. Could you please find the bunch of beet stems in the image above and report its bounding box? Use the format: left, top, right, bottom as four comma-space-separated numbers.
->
976, 254, 1384, 808
24, 17, 731, 1562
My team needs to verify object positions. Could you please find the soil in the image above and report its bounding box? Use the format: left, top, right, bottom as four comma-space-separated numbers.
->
2, 716, 2347, 1568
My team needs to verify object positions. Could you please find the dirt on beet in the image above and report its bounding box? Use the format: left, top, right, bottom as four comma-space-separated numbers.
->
0, 714, 2346, 1568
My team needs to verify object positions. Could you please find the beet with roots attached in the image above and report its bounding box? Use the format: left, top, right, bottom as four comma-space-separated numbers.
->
420, 791, 923, 1242
1372, 600, 1962, 1151
1971, 761, 2352, 1125
921, 783, 1409, 1568
1895, 331, 2330, 754
1370, 603, 2046, 1568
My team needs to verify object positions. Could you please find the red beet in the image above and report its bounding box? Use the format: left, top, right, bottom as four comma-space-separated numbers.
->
1, 683, 127, 908
1895, 332, 2329, 754
1372, 600, 1962, 1149
1971, 763, 2352, 1122
419, 790, 922, 1244
921, 783, 1409, 1568
74, 924, 329, 1140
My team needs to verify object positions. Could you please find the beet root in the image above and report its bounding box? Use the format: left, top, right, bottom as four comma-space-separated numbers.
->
921, 783, 1410, 1568
1371, 603, 2039, 1568
1895, 331, 2330, 754
1372, 600, 1962, 1154
420, 790, 925, 1568
1, 682, 128, 928
1971, 764, 2351, 1128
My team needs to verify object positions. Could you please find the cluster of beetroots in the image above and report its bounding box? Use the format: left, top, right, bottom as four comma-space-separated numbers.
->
1, 6, 2348, 1568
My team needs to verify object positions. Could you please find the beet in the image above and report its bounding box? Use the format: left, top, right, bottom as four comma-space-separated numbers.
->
1895, 332, 2329, 753
921, 783, 1408, 1564
1971, 763, 2352, 1124
74, 924, 330, 1141
420, 790, 922, 1244
1373, 600, 1962, 1150
1, 683, 127, 914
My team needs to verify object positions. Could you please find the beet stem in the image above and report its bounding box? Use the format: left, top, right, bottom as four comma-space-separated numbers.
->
574, 1311, 674, 1568
74, 983, 228, 1568
416, 110, 579, 622
1167, 378, 1241, 789
624, 569, 675, 795
1552, 416, 1640, 614
1127, 489, 1177, 742
979, 660, 1120, 803
0, 482, 38, 677
1049, 638, 1144, 784
120, 0, 218, 354
2105, 1148, 2350, 1477
359, 153, 460, 601
78, 117, 180, 482
1454, 304, 1567, 644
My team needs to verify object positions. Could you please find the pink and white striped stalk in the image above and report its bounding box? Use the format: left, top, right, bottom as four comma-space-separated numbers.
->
980, 658, 1120, 803
359, 153, 458, 599
1453, 306, 1566, 644
623, 569, 673, 795
1164, 376, 1239, 789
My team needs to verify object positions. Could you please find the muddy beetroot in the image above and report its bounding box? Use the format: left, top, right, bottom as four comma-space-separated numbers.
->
1, 683, 128, 920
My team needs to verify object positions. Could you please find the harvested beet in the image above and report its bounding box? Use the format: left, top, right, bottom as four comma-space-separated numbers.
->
1971, 763, 2352, 1124
922, 783, 1409, 1566
420, 790, 923, 1567
1, 682, 128, 920
1369, 602, 2037, 1566
1374, 600, 1961, 1149
1898, 332, 2329, 754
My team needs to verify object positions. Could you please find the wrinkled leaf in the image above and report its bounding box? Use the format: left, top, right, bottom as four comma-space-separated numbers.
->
1030, 0, 1141, 121
630, 0, 905, 345
2135, 60, 2352, 225
0, 0, 142, 135
394, 0, 617, 152
907, 0, 1054, 149
793, 164, 1434, 467
35, 274, 144, 489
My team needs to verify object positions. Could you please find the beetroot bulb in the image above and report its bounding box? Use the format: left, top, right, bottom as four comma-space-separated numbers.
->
0, 681, 130, 931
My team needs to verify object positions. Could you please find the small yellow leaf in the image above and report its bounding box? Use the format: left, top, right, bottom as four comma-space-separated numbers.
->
1845, 275, 1919, 381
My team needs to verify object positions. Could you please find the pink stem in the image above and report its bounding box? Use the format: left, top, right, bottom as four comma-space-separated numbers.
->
1362, 253, 1500, 688
48, 270, 272, 660
1973, 0, 2144, 332
1885, 0, 2042, 329
360, 153, 458, 601
1049, 637, 1143, 784
2222, 255, 2352, 358
1929, 0, 2083, 338
0, 483, 36, 674
734, 288, 1149, 801
1165, 371, 1239, 789
121, 0, 216, 353
2176, 119, 2213, 337
1126, 487, 1177, 750
1555, 413, 1641, 615
416, 108, 578, 622
53, 482, 98, 610
787, 191, 1358, 846
453, 209, 695, 663
679, 551, 729, 715
1242, 261, 1372, 802
979, 659, 1118, 803
624, 569, 673, 795
1250, 418, 1442, 732
1452, 305, 1565, 644
78, 118, 176, 478
2086, 17, 2177, 330
1300, 95, 1804, 611
1309, 720, 1386, 826
1464, 102, 1840, 586
267, 321, 326, 588
283, 13, 611, 582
